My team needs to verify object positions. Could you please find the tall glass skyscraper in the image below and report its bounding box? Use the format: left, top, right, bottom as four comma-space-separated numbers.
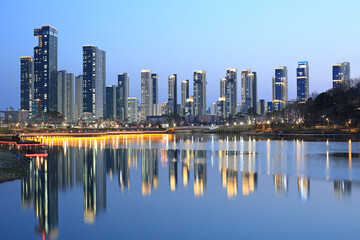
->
241, 69, 257, 114
127, 97, 139, 123
33, 25, 58, 114
225, 68, 237, 116
297, 61, 309, 103
141, 69, 153, 121
181, 80, 189, 115
272, 66, 288, 111
193, 70, 207, 116
117, 73, 129, 121
106, 85, 117, 120
332, 62, 350, 88
168, 74, 177, 115
82, 45, 106, 120
74, 75, 83, 121
20, 56, 34, 113
151, 73, 158, 116
56, 71, 74, 122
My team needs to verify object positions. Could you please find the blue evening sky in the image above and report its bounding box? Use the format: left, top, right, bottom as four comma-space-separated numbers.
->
1, 0, 359, 110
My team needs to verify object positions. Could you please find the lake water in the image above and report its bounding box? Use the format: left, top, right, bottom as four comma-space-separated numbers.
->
1, 134, 360, 240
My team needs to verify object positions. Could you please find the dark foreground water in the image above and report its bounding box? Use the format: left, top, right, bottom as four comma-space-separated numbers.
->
1, 134, 360, 240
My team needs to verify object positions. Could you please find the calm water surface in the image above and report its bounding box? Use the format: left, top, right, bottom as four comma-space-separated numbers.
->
1, 134, 360, 240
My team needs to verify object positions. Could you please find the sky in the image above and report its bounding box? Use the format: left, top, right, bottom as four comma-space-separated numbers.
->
1, 0, 360, 110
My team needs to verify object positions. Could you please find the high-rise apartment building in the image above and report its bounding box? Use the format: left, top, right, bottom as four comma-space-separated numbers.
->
106, 85, 117, 120
33, 25, 58, 114
65, 73, 74, 122
127, 97, 139, 123
184, 96, 194, 116
20, 57, 34, 113
193, 70, 207, 116
297, 61, 309, 103
225, 68, 237, 116
333, 62, 350, 88
220, 78, 226, 98
241, 69, 257, 114
256, 99, 265, 115
74, 75, 83, 121
82, 45, 106, 120
151, 73, 158, 115
141, 70, 153, 121
210, 102, 217, 115
168, 74, 177, 115
117, 73, 129, 121
216, 97, 226, 118
56, 71, 74, 122
272, 66, 288, 111
181, 80, 189, 115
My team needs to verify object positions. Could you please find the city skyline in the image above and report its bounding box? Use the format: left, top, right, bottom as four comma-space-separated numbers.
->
2, 0, 360, 110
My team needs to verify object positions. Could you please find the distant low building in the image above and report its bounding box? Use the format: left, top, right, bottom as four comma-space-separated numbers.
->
184, 114, 220, 124
146, 115, 166, 123
1, 107, 29, 123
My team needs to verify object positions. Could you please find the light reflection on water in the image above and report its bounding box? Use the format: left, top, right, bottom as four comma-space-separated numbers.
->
3, 134, 360, 239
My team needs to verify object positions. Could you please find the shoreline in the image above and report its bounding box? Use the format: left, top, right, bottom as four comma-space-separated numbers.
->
1, 127, 360, 141
0, 151, 30, 184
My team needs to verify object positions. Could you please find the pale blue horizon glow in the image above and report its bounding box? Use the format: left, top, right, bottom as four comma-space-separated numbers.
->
1, 0, 360, 110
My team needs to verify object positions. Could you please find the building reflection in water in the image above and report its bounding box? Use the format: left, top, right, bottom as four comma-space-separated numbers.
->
168, 150, 178, 191
334, 180, 351, 199
274, 174, 288, 196
194, 150, 207, 197
297, 176, 310, 201
181, 150, 191, 187
21, 152, 59, 239
18, 135, 360, 239
240, 139, 258, 197
242, 172, 257, 196
141, 149, 159, 196
118, 148, 131, 190
83, 147, 106, 224
219, 150, 238, 199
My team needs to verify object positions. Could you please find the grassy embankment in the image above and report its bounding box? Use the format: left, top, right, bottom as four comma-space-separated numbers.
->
0, 151, 29, 183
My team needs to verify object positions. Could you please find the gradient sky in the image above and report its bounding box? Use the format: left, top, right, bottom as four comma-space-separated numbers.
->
1, 0, 360, 110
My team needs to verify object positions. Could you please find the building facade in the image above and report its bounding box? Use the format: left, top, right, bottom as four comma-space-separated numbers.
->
297, 61, 309, 103
127, 97, 139, 123
33, 25, 58, 115
20, 57, 34, 114
256, 99, 265, 115
82, 45, 106, 120
332, 62, 350, 88
141, 70, 153, 121
117, 73, 129, 121
168, 74, 177, 115
56, 71, 74, 122
151, 73, 158, 116
241, 69, 257, 114
106, 85, 117, 120
184, 96, 194, 116
193, 70, 207, 116
272, 66, 288, 111
216, 97, 226, 118
225, 68, 237, 116
74, 75, 83, 121
181, 80, 189, 115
